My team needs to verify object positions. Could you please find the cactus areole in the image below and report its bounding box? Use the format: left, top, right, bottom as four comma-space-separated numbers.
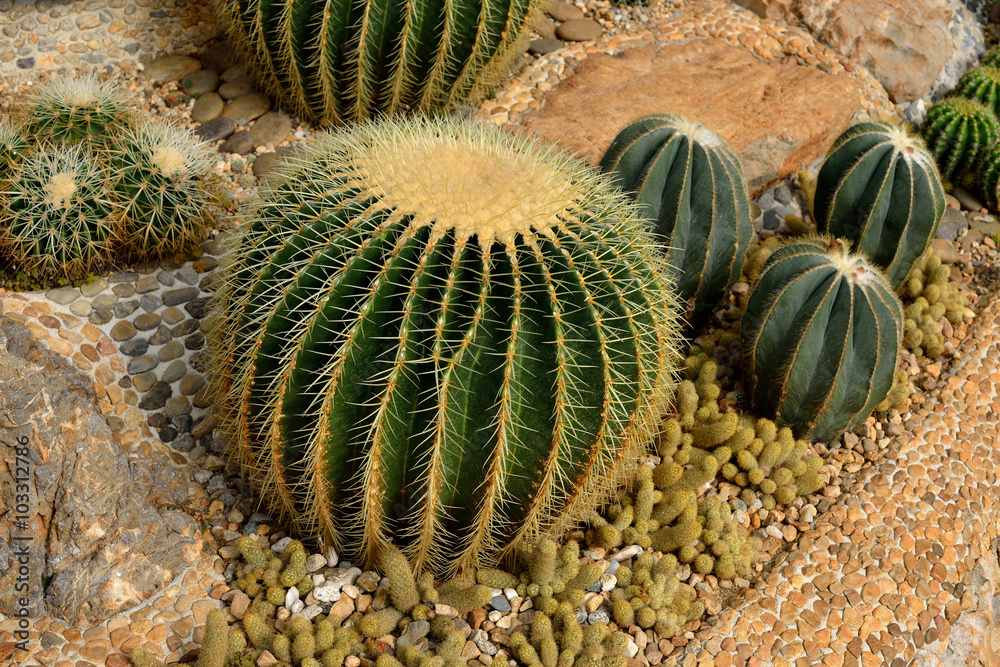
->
209, 118, 683, 575
741, 237, 903, 442
212, 0, 543, 125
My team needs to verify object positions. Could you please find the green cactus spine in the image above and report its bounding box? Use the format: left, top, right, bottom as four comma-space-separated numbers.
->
212, 0, 543, 126
956, 66, 1000, 117
208, 116, 683, 576
0, 116, 28, 178
106, 117, 213, 261
598, 114, 753, 326
17, 74, 134, 147
920, 97, 999, 182
813, 121, 945, 290
741, 236, 903, 441
1, 143, 118, 281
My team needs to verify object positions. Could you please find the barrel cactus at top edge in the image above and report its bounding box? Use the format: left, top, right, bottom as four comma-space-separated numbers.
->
741, 237, 903, 443
813, 121, 945, 290
920, 97, 999, 183
207, 116, 684, 576
15, 74, 135, 148
211, 0, 544, 126
598, 114, 753, 327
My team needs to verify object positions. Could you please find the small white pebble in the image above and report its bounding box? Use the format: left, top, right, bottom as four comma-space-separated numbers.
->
285, 587, 300, 609
271, 537, 292, 553
599, 573, 617, 592
341, 584, 360, 599
765, 525, 783, 540
612, 545, 642, 561
488, 610, 502, 622
325, 545, 339, 567
312, 574, 326, 587
290, 599, 305, 614
800, 505, 817, 523
625, 638, 639, 659
305, 554, 327, 573
504, 588, 518, 601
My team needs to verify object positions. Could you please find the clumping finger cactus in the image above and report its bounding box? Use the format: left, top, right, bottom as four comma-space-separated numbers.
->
16, 74, 134, 147
742, 236, 904, 442
106, 116, 214, 260
599, 114, 753, 327
212, 0, 543, 126
921, 97, 999, 182
0, 143, 118, 281
813, 120, 945, 290
208, 116, 684, 576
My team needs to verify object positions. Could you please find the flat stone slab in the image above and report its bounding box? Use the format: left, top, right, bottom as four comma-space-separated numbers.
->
516, 37, 867, 195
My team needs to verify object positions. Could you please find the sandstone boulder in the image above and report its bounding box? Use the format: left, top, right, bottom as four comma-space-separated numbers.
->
0, 316, 201, 625
515, 38, 866, 195
734, 0, 953, 103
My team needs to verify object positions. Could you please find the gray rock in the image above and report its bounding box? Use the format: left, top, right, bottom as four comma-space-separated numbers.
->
114, 300, 139, 319
163, 287, 200, 307
937, 208, 969, 241
136, 275, 160, 294
555, 18, 602, 41
92, 294, 118, 310
529, 38, 565, 56
0, 317, 198, 624
185, 333, 205, 350
173, 414, 193, 433
218, 77, 255, 101
113, 283, 135, 297
489, 595, 511, 612
140, 294, 163, 313
252, 151, 291, 182
173, 319, 201, 337
149, 325, 174, 346
762, 209, 782, 230
89, 310, 113, 325
222, 93, 272, 124
186, 297, 211, 319
969, 213, 1000, 237
128, 355, 159, 375
141, 54, 201, 83
195, 117, 237, 143
201, 40, 237, 74
165, 397, 193, 420
161, 360, 188, 384
953, 186, 985, 212
69, 301, 92, 318
139, 381, 172, 409
182, 69, 220, 96
176, 265, 200, 285
79, 278, 108, 298
134, 313, 162, 331
158, 272, 176, 287
158, 341, 185, 362
250, 111, 292, 148
773, 183, 793, 205
110, 271, 140, 284
587, 608, 610, 624
158, 426, 178, 443
189, 446, 207, 461
221, 63, 246, 82
119, 338, 150, 357
220, 129, 254, 155
171, 434, 195, 453
46, 286, 80, 305
110, 321, 137, 342
161, 307, 185, 325
180, 375, 206, 395
191, 92, 225, 123
545, 0, 584, 21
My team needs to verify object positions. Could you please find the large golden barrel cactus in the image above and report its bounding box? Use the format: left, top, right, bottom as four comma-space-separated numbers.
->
208, 117, 684, 574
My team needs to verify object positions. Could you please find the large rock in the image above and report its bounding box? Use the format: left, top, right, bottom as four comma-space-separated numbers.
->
0, 317, 201, 625
734, 0, 953, 103
515, 38, 866, 194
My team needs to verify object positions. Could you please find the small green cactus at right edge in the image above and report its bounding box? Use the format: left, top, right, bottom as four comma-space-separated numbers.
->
15, 73, 135, 147
956, 66, 1000, 117
921, 97, 999, 183
1, 143, 118, 283
105, 116, 213, 262
0, 115, 28, 178
743, 236, 905, 442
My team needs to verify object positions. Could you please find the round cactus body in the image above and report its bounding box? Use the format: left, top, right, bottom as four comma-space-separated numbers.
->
107, 118, 214, 260
1, 144, 117, 280
598, 114, 753, 327
921, 97, 999, 182
212, 0, 543, 126
741, 237, 903, 442
980, 143, 1000, 211
956, 66, 1000, 117
0, 116, 28, 179
208, 117, 683, 575
814, 121, 945, 290
17, 75, 134, 147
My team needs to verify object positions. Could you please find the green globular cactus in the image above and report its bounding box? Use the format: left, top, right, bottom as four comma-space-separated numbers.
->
0, 116, 28, 178
207, 116, 683, 576
242, 611, 274, 651
742, 236, 904, 442
238, 536, 271, 569
16, 74, 134, 147
921, 97, 999, 182
1, 143, 118, 282
128, 648, 166, 667
813, 121, 946, 290
197, 609, 229, 667
212, 0, 543, 126
599, 114, 753, 326
476, 567, 519, 590
106, 116, 214, 261
956, 66, 1000, 117
359, 608, 404, 638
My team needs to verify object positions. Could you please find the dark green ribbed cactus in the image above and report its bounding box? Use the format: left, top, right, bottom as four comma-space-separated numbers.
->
17, 74, 134, 147
107, 117, 214, 261
979, 143, 1000, 211
921, 97, 999, 182
0, 144, 117, 280
741, 236, 903, 442
598, 114, 753, 327
212, 0, 542, 126
956, 66, 1000, 116
814, 121, 945, 290
208, 116, 683, 576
